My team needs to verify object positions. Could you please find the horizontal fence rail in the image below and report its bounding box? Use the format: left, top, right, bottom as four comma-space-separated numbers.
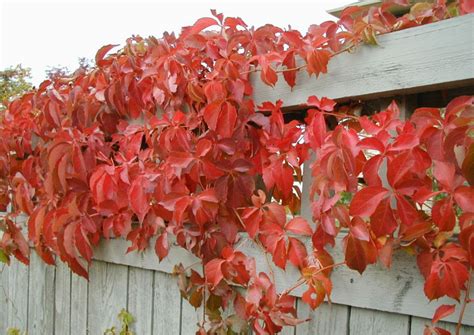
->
251, 14, 474, 107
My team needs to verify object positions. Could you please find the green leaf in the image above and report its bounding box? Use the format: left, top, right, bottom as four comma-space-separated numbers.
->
0, 249, 10, 264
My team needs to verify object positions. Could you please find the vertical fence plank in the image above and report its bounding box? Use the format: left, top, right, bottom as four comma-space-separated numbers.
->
411, 317, 474, 335
6, 260, 29, 331
127, 267, 153, 335
0, 264, 9, 332
88, 261, 128, 334
71, 272, 88, 334
349, 307, 409, 335
28, 252, 55, 334
181, 297, 203, 335
55, 261, 71, 335
152, 271, 181, 335
295, 301, 349, 335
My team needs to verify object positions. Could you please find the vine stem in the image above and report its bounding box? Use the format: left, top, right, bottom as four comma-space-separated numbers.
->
280, 261, 346, 297
202, 263, 207, 329
456, 268, 472, 335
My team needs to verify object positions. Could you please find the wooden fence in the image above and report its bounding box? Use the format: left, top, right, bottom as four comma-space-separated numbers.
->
1, 12, 474, 335
2, 254, 473, 335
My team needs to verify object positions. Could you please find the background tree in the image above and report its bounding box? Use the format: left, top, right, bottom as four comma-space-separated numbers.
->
0, 65, 32, 111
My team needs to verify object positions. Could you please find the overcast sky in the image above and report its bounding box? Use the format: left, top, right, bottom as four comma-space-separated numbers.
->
1, 0, 352, 85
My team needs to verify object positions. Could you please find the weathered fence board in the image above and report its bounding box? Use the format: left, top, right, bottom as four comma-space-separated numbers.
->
87, 261, 128, 334
349, 308, 410, 335
251, 14, 474, 107
128, 267, 154, 335
295, 302, 349, 335
152, 271, 181, 335
91, 234, 474, 326
0, 264, 9, 332
1, 255, 474, 334
6, 261, 29, 331
55, 261, 72, 335
28, 252, 55, 334
70, 271, 88, 334
181, 297, 204, 335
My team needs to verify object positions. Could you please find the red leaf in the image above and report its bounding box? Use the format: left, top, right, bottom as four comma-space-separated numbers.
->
433, 160, 455, 191
95, 44, 118, 67
432, 198, 455, 232
205, 258, 226, 287
349, 186, 388, 217
287, 237, 307, 268
75, 224, 92, 263
306, 110, 327, 151
370, 198, 398, 236
260, 65, 278, 87
454, 186, 474, 213
217, 102, 237, 138
183, 17, 218, 37
285, 217, 312, 236
306, 96, 336, 111
343, 233, 377, 274
424, 246, 469, 300
306, 49, 330, 77
432, 304, 455, 324
155, 232, 169, 261
282, 51, 296, 87
241, 208, 263, 239
349, 217, 370, 241
129, 176, 151, 223
462, 143, 474, 185
459, 225, 474, 267
396, 194, 420, 227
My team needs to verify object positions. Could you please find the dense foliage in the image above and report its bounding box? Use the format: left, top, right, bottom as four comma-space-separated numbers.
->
0, 1, 473, 334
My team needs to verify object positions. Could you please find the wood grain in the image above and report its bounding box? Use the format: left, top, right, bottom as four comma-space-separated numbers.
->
28, 252, 55, 335
152, 271, 181, 335
349, 307, 409, 335
6, 260, 29, 331
0, 264, 9, 333
87, 261, 128, 335
70, 272, 88, 334
127, 267, 153, 335
55, 261, 72, 335
296, 302, 349, 335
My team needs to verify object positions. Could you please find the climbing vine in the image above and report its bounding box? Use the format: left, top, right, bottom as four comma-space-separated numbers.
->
0, 1, 473, 334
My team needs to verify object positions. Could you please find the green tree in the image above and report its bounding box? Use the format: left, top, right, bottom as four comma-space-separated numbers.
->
0, 64, 33, 110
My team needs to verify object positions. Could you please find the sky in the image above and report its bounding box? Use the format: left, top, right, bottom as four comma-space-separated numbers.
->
0, 0, 353, 85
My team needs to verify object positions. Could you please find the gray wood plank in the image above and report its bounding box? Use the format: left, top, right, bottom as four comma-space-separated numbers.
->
411, 317, 474, 335
296, 301, 349, 335
180, 296, 203, 335
251, 14, 474, 107
0, 264, 9, 333
152, 271, 181, 335
55, 261, 71, 335
87, 261, 128, 335
91, 236, 474, 326
70, 272, 88, 334
127, 267, 153, 335
349, 307, 409, 335
6, 260, 29, 331
93, 238, 199, 274
28, 251, 55, 335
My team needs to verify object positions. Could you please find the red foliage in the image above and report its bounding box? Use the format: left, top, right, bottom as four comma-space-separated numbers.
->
0, 1, 473, 333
